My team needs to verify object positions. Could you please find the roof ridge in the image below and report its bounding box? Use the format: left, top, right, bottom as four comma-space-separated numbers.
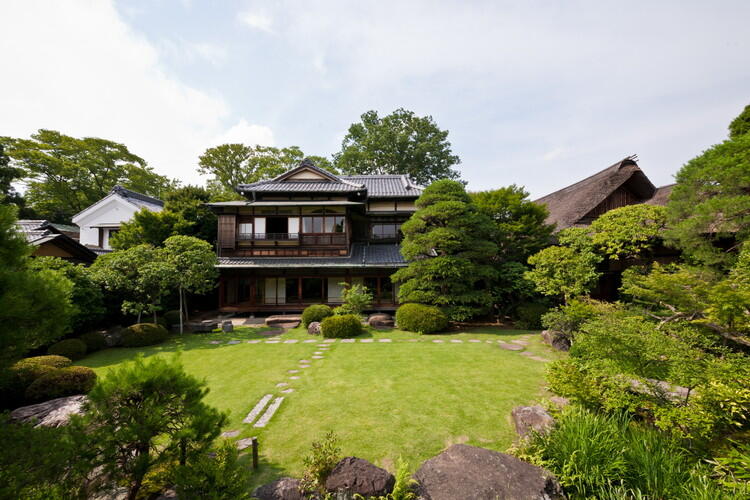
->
534, 157, 639, 203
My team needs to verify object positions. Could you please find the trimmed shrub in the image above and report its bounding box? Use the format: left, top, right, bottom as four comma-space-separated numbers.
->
163, 310, 182, 327
122, 323, 169, 347
514, 302, 548, 330
541, 299, 610, 336
302, 304, 334, 327
78, 331, 107, 353
10, 356, 72, 386
395, 304, 448, 334
25, 366, 97, 402
47, 339, 87, 360
320, 314, 363, 338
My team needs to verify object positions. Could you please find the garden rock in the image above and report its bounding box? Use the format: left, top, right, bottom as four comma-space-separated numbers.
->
97, 326, 123, 347
325, 457, 395, 497
266, 315, 302, 329
541, 330, 571, 351
188, 320, 218, 333
10, 394, 87, 427
368, 313, 395, 328
221, 320, 233, 333
253, 477, 303, 500
308, 321, 321, 335
414, 444, 564, 500
511, 405, 555, 439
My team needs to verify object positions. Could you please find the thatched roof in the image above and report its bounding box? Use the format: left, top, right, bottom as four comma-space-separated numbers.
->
534, 156, 671, 231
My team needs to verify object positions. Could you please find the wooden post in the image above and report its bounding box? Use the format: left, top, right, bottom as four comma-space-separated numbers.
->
251, 437, 259, 469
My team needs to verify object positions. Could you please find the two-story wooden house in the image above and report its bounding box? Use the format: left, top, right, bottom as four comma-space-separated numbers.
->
208, 159, 421, 313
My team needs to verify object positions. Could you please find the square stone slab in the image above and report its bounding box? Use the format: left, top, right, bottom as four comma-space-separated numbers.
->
288, 369, 299, 373
450, 339, 463, 343
283, 339, 299, 344
265, 340, 280, 344
289, 376, 300, 380
360, 339, 374, 343
341, 339, 355, 343
236, 438, 255, 450
432, 339, 444, 343
312, 355, 324, 359
303, 339, 317, 343
246, 340, 261, 344
299, 359, 311, 363
511, 339, 530, 345
499, 343, 524, 351
209, 340, 222, 344
468, 339, 481, 343
299, 364, 311, 369
378, 339, 392, 342
220, 430, 239, 438
276, 382, 288, 388
280, 388, 294, 394
323, 339, 336, 343
227, 340, 240, 345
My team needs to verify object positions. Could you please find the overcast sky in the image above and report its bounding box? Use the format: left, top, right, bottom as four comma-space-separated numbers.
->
2, 1, 749, 197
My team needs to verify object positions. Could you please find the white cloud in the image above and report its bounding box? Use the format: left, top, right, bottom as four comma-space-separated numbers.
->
158, 38, 229, 67
211, 119, 275, 148
0, 0, 270, 185
238, 10, 274, 33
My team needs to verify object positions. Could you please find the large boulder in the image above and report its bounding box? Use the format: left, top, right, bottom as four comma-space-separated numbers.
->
511, 405, 555, 439
308, 321, 321, 335
540, 330, 571, 351
10, 394, 87, 427
252, 477, 303, 500
414, 444, 564, 500
325, 457, 395, 497
368, 313, 395, 329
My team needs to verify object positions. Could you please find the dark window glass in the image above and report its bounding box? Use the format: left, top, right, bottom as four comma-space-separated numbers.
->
302, 278, 323, 301
238, 279, 251, 303
371, 223, 400, 239
286, 278, 300, 302
334, 216, 345, 232
364, 277, 378, 300
380, 278, 394, 302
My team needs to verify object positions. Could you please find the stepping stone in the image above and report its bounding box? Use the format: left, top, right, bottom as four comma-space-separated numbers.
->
209, 340, 221, 344
314, 351, 323, 355
323, 339, 336, 343
360, 339, 374, 343
499, 343, 524, 351
529, 355, 551, 362
341, 339, 355, 343
450, 339, 463, 343
276, 382, 288, 388
280, 388, 294, 394
485, 340, 493, 344
220, 430, 239, 438
469, 339, 481, 343
269, 336, 282, 340
312, 355, 324, 359
378, 339, 392, 343
317, 344, 329, 347
299, 359, 311, 363
288, 369, 299, 374
511, 340, 530, 345
227, 340, 240, 345
236, 437, 255, 450
303, 339, 317, 343
254, 397, 284, 427
246, 340, 261, 344
432, 339, 444, 343
408, 339, 419, 342
243, 394, 272, 424
265, 340, 280, 344
283, 339, 299, 344
289, 376, 300, 380
300, 364, 311, 369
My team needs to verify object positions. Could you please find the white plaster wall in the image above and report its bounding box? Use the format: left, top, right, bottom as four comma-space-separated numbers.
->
73, 195, 159, 249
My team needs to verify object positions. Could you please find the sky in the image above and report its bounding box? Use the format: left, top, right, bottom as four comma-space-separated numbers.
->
2, 0, 749, 198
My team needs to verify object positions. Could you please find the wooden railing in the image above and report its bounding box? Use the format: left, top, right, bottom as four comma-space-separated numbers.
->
237, 233, 299, 241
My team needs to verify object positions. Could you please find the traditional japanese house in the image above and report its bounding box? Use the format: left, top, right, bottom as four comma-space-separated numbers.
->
208, 159, 420, 313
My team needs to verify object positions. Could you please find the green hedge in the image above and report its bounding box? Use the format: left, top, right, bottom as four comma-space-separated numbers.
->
395, 304, 448, 334
302, 304, 334, 327
10, 356, 72, 386
321, 314, 363, 338
47, 339, 87, 360
122, 323, 169, 347
25, 366, 97, 402
78, 331, 107, 352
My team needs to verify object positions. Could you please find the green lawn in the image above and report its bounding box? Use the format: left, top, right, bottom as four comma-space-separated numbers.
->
78, 324, 564, 488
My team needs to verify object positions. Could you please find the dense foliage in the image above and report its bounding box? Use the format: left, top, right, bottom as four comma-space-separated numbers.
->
333, 283, 373, 316
121, 323, 169, 347
173, 442, 251, 500
321, 314, 363, 338
47, 338, 87, 360
589, 204, 667, 260
300, 431, 341, 494
0, 129, 174, 222
335, 108, 460, 185
395, 303, 449, 334
78, 331, 108, 352
302, 304, 334, 327
74, 356, 226, 500
25, 365, 97, 402
393, 180, 497, 320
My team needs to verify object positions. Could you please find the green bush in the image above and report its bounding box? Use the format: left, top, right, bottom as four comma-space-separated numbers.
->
174, 442, 251, 499
300, 431, 341, 493
122, 323, 169, 347
513, 302, 548, 329
10, 356, 72, 387
395, 304, 448, 334
163, 310, 182, 327
78, 331, 107, 353
25, 366, 97, 402
541, 298, 609, 335
47, 339, 87, 360
320, 314, 363, 338
302, 304, 334, 327
156, 316, 169, 330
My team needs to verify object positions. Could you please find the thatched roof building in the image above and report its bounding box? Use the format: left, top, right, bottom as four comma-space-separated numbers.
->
534, 156, 674, 231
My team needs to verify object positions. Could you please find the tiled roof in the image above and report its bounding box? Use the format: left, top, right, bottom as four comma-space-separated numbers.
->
16, 220, 59, 243
15, 220, 97, 261
217, 243, 406, 268
110, 185, 164, 208
341, 175, 422, 198
238, 181, 365, 193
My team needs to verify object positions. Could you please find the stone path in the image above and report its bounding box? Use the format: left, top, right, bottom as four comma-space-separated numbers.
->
242, 394, 273, 424
254, 397, 284, 428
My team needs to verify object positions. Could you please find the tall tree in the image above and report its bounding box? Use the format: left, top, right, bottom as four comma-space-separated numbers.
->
590, 204, 668, 260
665, 106, 750, 269
392, 180, 497, 321
0, 205, 74, 362
729, 104, 750, 139
335, 108, 461, 185
198, 144, 334, 196
2, 130, 175, 222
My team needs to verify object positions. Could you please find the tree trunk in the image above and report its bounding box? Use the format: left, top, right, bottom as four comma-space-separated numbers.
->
153, 309, 157, 324
128, 476, 143, 500
179, 287, 184, 334
184, 289, 190, 322
137, 311, 142, 323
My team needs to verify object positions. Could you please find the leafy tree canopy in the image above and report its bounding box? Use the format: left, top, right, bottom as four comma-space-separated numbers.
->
1, 130, 175, 223
729, 104, 750, 139
393, 179, 497, 320
471, 185, 554, 263
590, 204, 668, 260
198, 144, 334, 197
525, 244, 601, 304
665, 123, 750, 268
335, 108, 461, 185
